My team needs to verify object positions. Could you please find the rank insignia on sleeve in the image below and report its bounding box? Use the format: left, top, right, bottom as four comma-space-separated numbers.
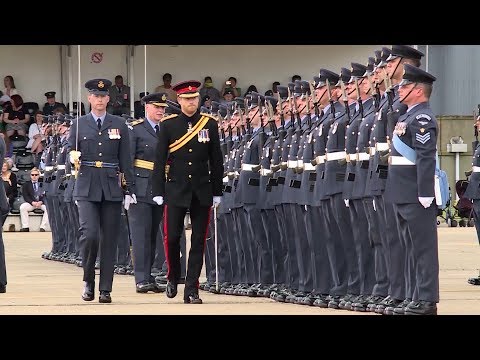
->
416, 132, 431, 144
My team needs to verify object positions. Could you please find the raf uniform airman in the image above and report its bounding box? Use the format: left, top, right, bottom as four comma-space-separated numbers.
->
43, 91, 68, 116
68, 78, 134, 304
127, 92, 169, 294
384, 64, 439, 315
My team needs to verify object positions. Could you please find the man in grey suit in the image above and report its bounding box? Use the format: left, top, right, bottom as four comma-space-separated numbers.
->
128, 92, 168, 293
68, 78, 135, 304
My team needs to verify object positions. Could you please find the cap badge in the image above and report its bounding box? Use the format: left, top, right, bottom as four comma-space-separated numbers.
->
98, 81, 104, 88
161, 94, 167, 101
188, 86, 192, 90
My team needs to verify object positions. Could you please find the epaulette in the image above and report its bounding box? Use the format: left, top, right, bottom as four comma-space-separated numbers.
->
200, 113, 215, 120
130, 119, 144, 126
162, 114, 178, 121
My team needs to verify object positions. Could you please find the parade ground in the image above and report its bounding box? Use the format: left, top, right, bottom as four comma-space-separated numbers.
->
0, 225, 479, 315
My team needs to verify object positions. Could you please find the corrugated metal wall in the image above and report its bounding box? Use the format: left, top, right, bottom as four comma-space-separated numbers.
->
428, 45, 480, 117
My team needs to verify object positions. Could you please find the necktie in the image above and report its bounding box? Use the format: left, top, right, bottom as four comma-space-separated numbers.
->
34, 182, 38, 192
154, 125, 159, 134
97, 118, 102, 130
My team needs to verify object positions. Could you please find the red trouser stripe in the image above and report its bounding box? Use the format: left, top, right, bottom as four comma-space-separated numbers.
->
163, 204, 171, 279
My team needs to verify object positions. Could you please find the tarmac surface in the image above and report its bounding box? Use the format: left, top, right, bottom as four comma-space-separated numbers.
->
0, 225, 479, 315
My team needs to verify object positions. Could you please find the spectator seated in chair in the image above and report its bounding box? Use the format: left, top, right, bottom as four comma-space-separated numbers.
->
19, 168, 48, 232
3, 94, 29, 139
1, 159, 17, 226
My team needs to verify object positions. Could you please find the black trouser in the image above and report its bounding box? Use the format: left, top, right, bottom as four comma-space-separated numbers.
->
164, 193, 211, 298
231, 207, 247, 284
129, 201, 163, 284
395, 202, 439, 303
330, 193, 359, 295
364, 197, 389, 297
305, 204, 332, 295
261, 208, 282, 285
77, 200, 121, 292
0, 231, 6, 287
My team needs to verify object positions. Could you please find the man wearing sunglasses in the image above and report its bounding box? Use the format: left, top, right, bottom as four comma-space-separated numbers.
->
19, 168, 48, 232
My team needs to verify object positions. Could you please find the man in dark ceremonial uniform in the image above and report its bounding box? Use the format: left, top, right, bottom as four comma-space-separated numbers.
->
152, 80, 224, 304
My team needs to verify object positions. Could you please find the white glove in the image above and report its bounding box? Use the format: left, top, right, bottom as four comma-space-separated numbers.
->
344, 199, 350, 207
69, 150, 81, 164
153, 196, 164, 205
213, 196, 222, 207
75, 200, 78, 206
124, 194, 137, 211
372, 198, 376, 212
418, 197, 435, 209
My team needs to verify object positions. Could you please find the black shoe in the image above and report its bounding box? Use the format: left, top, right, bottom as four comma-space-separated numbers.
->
467, 276, 480, 285
166, 281, 178, 298
154, 283, 166, 293
82, 282, 95, 301
178, 277, 186, 285
136, 282, 157, 293
39, 228, 46, 232
155, 275, 167, 284
404, 300, 437, 315
184, 293, 203, 304
99, 291, 112, 303
0, 284, 6, 293
19, 227, 29, 232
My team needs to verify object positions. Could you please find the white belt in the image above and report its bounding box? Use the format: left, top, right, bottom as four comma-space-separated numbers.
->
241, 164, 258, 171
472, 166, 480, 173
260, 168, 272, 176
57, 165, 66, 170
315, 155, 325, 164
303, 163, 316, 171
227, 172, 235, 176
326, 151, 346, 161
357, 152, 370, 161
370, 147, 376, 155
297, 160, 304, 168
376, 142, 389, 151
287, 160, 298, 169
71, 170, 77, 176
389, 156, 415, 166
346, 153, 356, 162
45, 166, 54, 171
223, 176, 229, 183
281, 162, 287, 167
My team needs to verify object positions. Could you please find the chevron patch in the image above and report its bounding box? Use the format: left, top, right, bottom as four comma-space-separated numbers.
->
416, 132, 431, 144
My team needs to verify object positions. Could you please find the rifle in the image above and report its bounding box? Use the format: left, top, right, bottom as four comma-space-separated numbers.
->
287, 86, 296, 128
304, 84, 312, 128
354, 77, 364, 119
383, 68, 395, 113
367, 72, 380, 113
326, 79, 336, 120
309, 81, 320, 118
339, 80, 351, 122
276, 91, 286, 128
243, 97, 251, 135
257, 94, 268, 149
475, 106, 479, 142
217, 110, 226, 140
226, 104, 233, 138
266, 100, 278, 137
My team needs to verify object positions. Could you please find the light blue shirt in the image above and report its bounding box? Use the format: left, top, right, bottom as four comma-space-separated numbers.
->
91, 112, 106, 127
146, 117, 160, 132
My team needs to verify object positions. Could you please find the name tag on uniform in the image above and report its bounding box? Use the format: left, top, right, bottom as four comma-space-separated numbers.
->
108, 128, 121, 139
